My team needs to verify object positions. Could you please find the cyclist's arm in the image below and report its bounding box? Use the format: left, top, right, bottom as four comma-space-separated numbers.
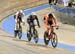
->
53, 16, 58, 26
27, 18, 30, 23
45, 15, 50, 28
27, 16, 31, 24
36, 16, 40, 27
14, 13, 18, 23
14, 14, 16, 19
15, 12, 19, 19
22, 13, 25, 17
22, 13, 25, 23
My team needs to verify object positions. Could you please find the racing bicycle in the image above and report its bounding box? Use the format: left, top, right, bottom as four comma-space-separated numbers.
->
44, 25, 58, 48
27, 24, 39, 43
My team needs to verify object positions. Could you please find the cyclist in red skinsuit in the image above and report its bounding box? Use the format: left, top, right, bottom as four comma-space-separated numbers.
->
44, 13, 58, 34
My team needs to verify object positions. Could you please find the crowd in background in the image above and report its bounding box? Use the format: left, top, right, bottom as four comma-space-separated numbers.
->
48, 0, 75, 7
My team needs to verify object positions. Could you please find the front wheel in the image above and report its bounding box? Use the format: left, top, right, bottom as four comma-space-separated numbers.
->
14, 30, 18, 38
27, 31, 32, 42
18, 29, 22, 39
33, 29, 38, 43
44, 31, 49, 45
51, 32, 58, 48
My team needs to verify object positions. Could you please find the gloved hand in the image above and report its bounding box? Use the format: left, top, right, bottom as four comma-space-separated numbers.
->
56, 26, 59, 30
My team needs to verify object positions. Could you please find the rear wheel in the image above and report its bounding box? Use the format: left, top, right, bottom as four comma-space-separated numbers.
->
33, 29, 38, 43
27, 31, 32, 42
14, 30, 18, 38
18, 27, 22, 39
51, 32, 58, 48
18, 29, 22, 39
44, 31, 49, 45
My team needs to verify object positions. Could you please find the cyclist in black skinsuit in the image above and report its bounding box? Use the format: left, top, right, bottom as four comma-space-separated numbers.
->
27, 12, 40, 33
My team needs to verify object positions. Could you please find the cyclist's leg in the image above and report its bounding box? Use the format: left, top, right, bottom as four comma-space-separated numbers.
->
15, 22, 19, 31
44, 27, 49, 40
14, 23, 16, 31
19, 22, 22, 29
46, 28, 49, 34
46, 25, 51, 35
14, 23, 18, 37
29, 24, 32, 33
33, 25, 35, 33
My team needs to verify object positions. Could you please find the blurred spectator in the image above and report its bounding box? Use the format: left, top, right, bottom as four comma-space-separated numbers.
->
48, 0, 58, 5
57, 0, 63, 4
63, 0, 69, 7
68, 2, 72, 7
48, 0, 52, 5
63, 0, 73, 7
53, 0, 58, 5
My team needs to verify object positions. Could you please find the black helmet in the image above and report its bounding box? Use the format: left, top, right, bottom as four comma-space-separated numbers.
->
48, 13, 53, 18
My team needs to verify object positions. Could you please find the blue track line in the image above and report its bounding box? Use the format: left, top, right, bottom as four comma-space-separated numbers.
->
2, 4, 75, 51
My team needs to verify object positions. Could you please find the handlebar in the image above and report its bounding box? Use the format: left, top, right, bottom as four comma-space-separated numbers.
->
51, 25, 59, 30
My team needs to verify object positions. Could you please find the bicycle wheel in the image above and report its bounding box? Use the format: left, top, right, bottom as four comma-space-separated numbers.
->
14, 30, 18, 38
18, 28, 22, 39
27, 31, 32, 42
51, 32, 58, 48
44, 31, 49, 45
33, 29, 38, 43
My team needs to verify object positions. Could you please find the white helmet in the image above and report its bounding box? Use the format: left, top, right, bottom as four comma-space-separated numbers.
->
19, 10, 23, 13
31, 12, 36, 15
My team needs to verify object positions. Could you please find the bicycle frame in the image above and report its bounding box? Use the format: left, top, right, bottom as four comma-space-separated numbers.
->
44, 25, 58, 47
27, 24, 38, 43
48, 26, 55, 40
31, 25, 36, 35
